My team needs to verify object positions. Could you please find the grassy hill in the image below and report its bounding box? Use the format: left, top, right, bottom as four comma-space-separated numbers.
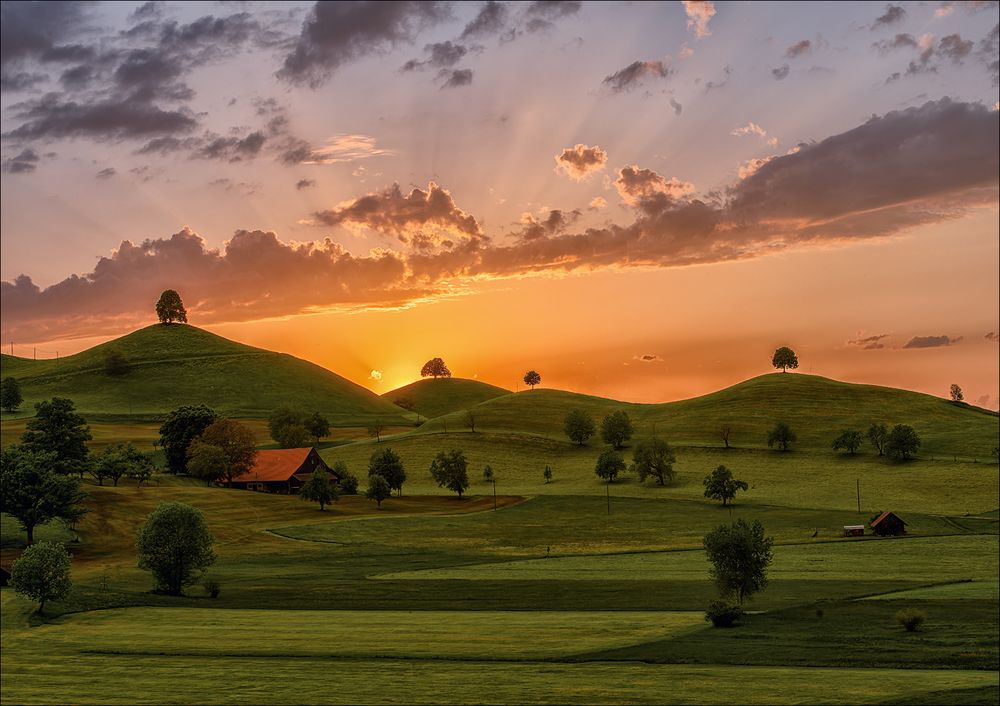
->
382, 377, 511, 418
0, 324, 410, 424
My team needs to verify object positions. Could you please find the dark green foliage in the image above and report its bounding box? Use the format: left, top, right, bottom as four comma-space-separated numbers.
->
896, 608, 927, 632
332, 461, 357, 494
203, 579, 221, 599
155, 289, 188, 324
886, 424, 921, 460
705, 600, 744, 627
20, 397, 92, 477
102, 348, 131, 377
703, 465, 748, 505
430, 449, 470, 498
832, 429, 863, 455
10, 541, 72, 614
594, 448, 626, 483
703, 518, 774, 605
0, 446, 87, 544
772, 346, 799, 372
600, 410, 634, 450
300, 469, 338, 510
186, 442, 227, 486
420, 358, 451, 378
136, 502, 215, 596
1, 376, 23, 412
950, 384, 964, 403
365, 474, 391, 508
93, 442, 154, 487
159, 405, 218, 474
867, 422, 889, 456
632, 438, 676, 485
767, 422, 796, 451
564, 409, 596, 445
304, 412, 330, 443
268, 407, 310, 448
368, 447, 406, 495
523, 370, 541, 389
198, 419, 258, 485
368, 419, 386, 442
393, 396, 416, 411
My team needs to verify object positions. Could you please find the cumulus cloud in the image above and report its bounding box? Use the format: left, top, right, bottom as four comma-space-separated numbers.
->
555, 144, 608, 180
588, 196, 607, 210
848, 333, 890, 350
615, 165, 696, 213
439, 68, 473, 88
737, 156, 774, 180
5, 97, 198, 141
368, 369, 383, 381
602, 60, 671, 92
514, 209, 581, 241
683, 1, 716, 39
460, 1, 509, 39
902, 334, 962, 348
872, 4, 907, 29
771, 64, 790, 80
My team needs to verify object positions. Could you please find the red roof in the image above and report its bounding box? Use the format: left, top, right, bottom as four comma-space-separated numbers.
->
870, 511, 907, 528
231, 448, 314, 483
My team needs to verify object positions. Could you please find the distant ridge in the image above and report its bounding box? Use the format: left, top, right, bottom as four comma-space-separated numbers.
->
382, 377, 511, 419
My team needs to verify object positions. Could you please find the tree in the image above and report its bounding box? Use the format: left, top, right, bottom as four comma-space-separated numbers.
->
10, 541, 72, 614
600, 410, 634, 450
594, 449, 626, 483
867, 423, 889, 457
430, 450, 470, 498
368, 447, 406, 495
564, 410, 596, 446
127, 459, 156, 487
304, 412, 330, 444
1, 377, 23, 413
0, 446, 87, 544
950, 384, 964, 403
703, 465, 748, 506
719, 425, 732, 450
886, 424, 921, 460
300, 469, 338, 510
523, 370, 541, 390
632, 439, 676, 485
483, 465, 494, 482
268, 407, 310, 448
366, 474, 391, 508
20, 397, 92, 477
159, 405, 218, 474
333, 462, 358, 495
703, 518, 774, 606
197, 419, 258, 486
93, 443, 153, 487
543, 465, 553, 483
136, 502, 215, 596
420, 358, 451, 378
364, 418, 385, 443
463, 409, 476, 433
187, 442, 228, 486
102, 348, 130, 377
766, 422, 796, 452
771, 347, 798, 372
832, 430, 863, 456
155, 289, 188, 324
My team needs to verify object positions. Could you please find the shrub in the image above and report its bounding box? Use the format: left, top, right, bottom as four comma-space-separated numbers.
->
337, 467, 359, 495
705, 600, 743, 627
203, 579, 221, 599
896, 608, 926, 632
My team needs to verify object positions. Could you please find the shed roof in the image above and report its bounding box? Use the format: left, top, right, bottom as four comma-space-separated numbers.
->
231, 448, 313, 483
870, 511, 907, 528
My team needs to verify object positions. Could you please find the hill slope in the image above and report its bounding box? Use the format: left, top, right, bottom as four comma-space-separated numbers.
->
0, 324, 410, 423
382, 377, 511, 418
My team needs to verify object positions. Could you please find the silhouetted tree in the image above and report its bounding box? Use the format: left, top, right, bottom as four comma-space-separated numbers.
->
771, 347, 798, 372
300, 470, 338, 510
0, 446, 87, 544
600, 410, 634, 450
159, 405, 218, 474
719, 424, 732, 449
368, 447, 406, 495
20, 397, 92, 477
703, 519, 774, 606
268, 407, 309, 448
832, 430, 863, 456
198, 419, 258, 486
523, 370, 541, 390
766, 422, 796, 452
564, 409, 596, 446
136, 502, 215, 595
543, 465, 553, 483
155, 289, 188, 324
632, 438, 676, 485
368, 419, 386, 443
886, 424, 921, 460
463, 410, 476, 433
867, 423, 889, 457
366, 474, 391, 508
594, 449, 626, 483
420, 358, 451, 378
950, 384, 964, 403
10, 542, 72, 614
430, 449, 470, 498
1, 377, 23, 412
304, 412, 331, 444
703, 465, 748, 506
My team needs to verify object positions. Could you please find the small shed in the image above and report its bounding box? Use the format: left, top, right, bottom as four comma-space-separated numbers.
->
870, 511, 907, 537
229, 448, 337, 494
843, 525, 865, 537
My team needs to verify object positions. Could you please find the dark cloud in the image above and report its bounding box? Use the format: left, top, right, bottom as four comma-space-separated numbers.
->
0, 1, 95, 70
603, 60, 671, 92
514, 209, 581, 241
1, 71, 47, 91
523, 0, 581, 31
2, 149, 41, 174
872, 33, 918, 54
771, 64, 790, 80
402, 40, 468, 71
59, 64, 94, 88
705, 64, 732, 90
902, 335, 962, 348
634, 354, 663, 363
460, 1, 508, 39
669, 97, 683, 115
6, 97, 198, 141
296, 178, 317, 190
95, 167, 116, 180
194, 131, 267, 162
847, 333, 889, 350
786, 40, 812, 58
977, 23, 999, 85
937, 34, 975, 62
439, 68, 473, 88
986, 331, 999, 342
555, 144, 607, 180
872, 4, 907, 29
279, 1, 450, 88
129, 2, 164, 23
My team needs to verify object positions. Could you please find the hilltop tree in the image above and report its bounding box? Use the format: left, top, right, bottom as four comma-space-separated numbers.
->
197, 419, 258, 486
766, 422, 796, 452
10, 541, 72, 614
564, 409, 596, 446
20, 397, 92, 477
368, 419, 386, 443
136, 502, 215, 596
632, 438, 676, 486
268, 407, 310, 448
886, 424, 921, 461
600, 410, 634, 450
93, 443, 153, 487
543, 465, 553, 483
102, 349, 130, 377
523, 370, 541, 390
0, 446, 88, 544
703, 518, 774, 606
430, 449, 470, 498
703, 465, 748, 506
867, 423, 889, 457
463, 409, 477, 433
186, 441, 227, 486
155, 289, 188, 324
368, 447, 406, 496
300, 469, 338, 511
719, 424, 733, 449
594, 449, 626, 483
159, 405, 218, 474
1, 377, 23, 413
832, 430, 863, 456
950, 384, 964, 403
420, 358, 451, 378
771, 347, 799, 372
304, 412, 330, 444
366, 474, 392, 508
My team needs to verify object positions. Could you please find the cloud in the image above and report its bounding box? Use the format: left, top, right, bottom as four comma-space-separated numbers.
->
986, 331, 999, 342
873, 33, 918, 54
615, 165, 695, 212
514, 209, 581, 241
0, 1, 96, 76
523, 0, 581, 33
301, 134, 394, 164
368, 369, 383, 381
194, 131, 266, 162
872, 4, 907, 29
278, 1, 450, 87
5, 97, 198, 141
296, 178, 317, 190
2, 148, 41, 174
603, 60, 671, 92
460, 1, 509, 40
439, 68, 473, 88
731, 122, 778, 146
786, 40, 812, 58
737, 156, 774, 180
401, 40, 468, 71
847, 332, 890, 350
555, 144, 608, 180
669, 97, 683, 115
683, 1, 716, 39
902, 334, 962, 348
771, 64, 790, 80
980, 23, 999, 85
95, 167, 116, 180
634, 354, 663, 363
588, 196, 607, 210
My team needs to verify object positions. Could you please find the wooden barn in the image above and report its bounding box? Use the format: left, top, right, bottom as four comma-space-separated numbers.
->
229, 448, 337, 494
870, 511, 907, 537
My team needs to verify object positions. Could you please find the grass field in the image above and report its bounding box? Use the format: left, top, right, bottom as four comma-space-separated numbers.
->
382, 377, 511, 418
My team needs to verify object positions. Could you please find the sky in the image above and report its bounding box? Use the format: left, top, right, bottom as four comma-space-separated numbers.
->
1, 0, 998, 406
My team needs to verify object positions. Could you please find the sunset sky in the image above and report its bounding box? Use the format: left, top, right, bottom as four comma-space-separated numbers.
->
1, 0, 998, 405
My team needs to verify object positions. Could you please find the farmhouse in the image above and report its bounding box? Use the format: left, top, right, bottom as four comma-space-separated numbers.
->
229, 448, 337, 494
870, 511, 907, 537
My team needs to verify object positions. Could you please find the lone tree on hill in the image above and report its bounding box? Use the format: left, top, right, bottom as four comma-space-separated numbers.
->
368, 447, 406, 496
430, 449, 470, 498
766, 422, 796, 452
136, 502, 215, 596
366, 474, 391, 508
703, 465, 748, 506
420, 358, 451, 378
564, 409, 596, 446
600, 410, 634, 450
950, 384, 964, 403
463, 409, 477, 433
155, 289, 188, 324
632, 438, 677, 486
21, 397, 92, 478
832, 430, 863, 456
304, 412, 330, 444
300, 469, 338, 511
368, 418, 386, 443
1, 377, 23, 413
719, 424, 732, 449
771, 347, 799, 372
0, 446, 87, 544
523, 370, 541, 390
595, 449, 626, 483
197, 419, 258, 486
867, 423, 889, 457
886, 424, 921, 461
703, 518, 774, 606
10, 541, 72, 614
159, 405, 218, 474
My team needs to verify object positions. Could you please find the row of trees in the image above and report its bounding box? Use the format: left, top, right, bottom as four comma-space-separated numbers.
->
564, 409, 634, 448
267, 407, 330, 447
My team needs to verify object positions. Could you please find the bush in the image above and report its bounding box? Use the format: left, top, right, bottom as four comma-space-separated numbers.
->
896, 608, 926, 632
337, 471, 359, 495
705, 600, 743, 627
203, 579, 221, 599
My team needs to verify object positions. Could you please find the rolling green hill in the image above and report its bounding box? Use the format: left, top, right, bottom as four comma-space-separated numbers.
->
382, 377, 511, 418
0, 324, 410, 424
